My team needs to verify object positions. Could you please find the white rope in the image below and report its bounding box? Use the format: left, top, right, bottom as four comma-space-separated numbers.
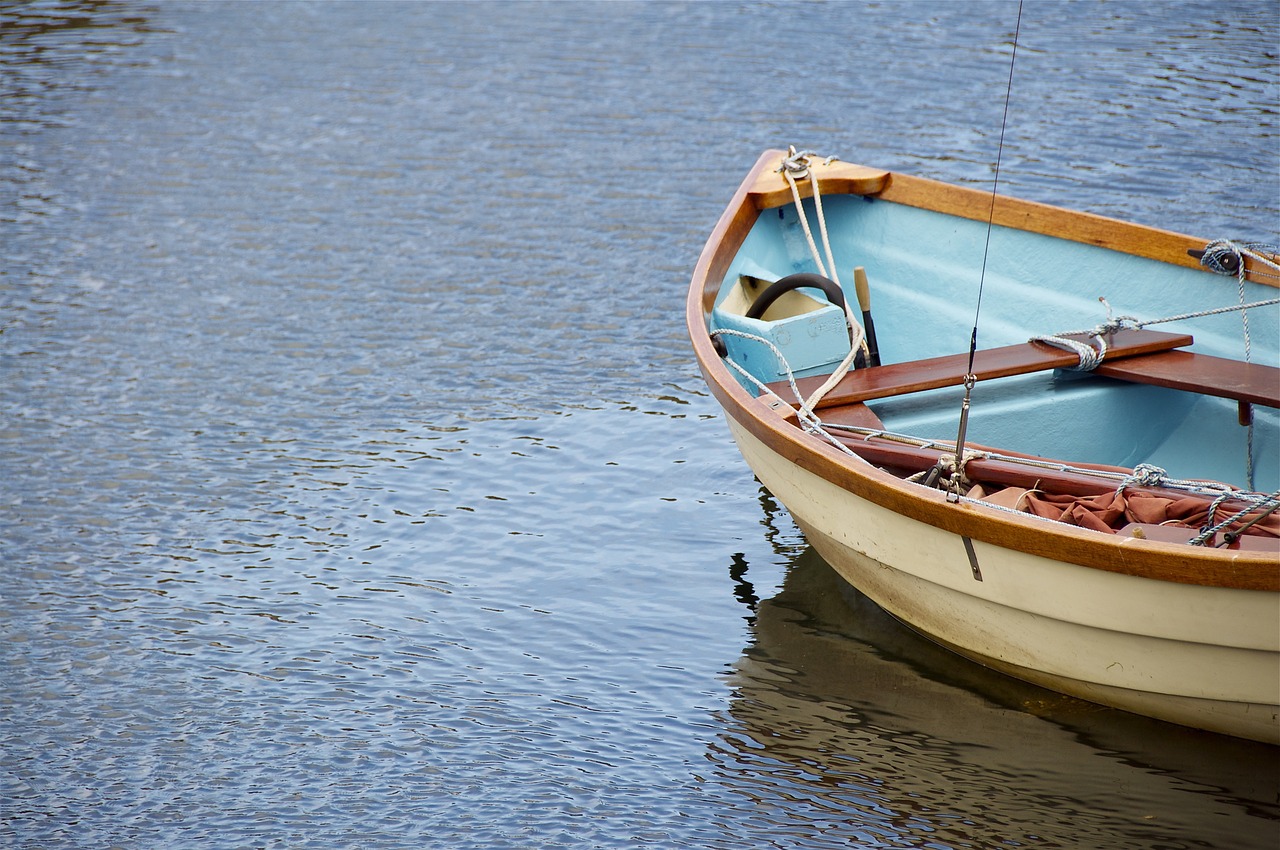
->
778, 147, 842, 284
1134, 296, 1280, 326
707, 327, 871, 462
708, 328, 808, 413
775, 148, 868, 411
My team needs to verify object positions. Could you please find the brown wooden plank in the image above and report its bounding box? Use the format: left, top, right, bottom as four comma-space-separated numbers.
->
820, 427, 1246, 502
767, 328, 1194, 409
1093, 349, 1280, 408
824, 434, 1120, 497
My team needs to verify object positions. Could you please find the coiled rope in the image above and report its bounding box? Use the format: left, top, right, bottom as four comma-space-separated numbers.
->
1199, 239, 1280, 281
1198, 239, 1280, 362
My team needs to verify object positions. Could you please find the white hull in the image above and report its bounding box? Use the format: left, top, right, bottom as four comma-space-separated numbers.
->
727, 417, 1280, 743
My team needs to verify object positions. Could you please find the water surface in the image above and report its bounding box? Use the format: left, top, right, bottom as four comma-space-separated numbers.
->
3, 2, 1278, 848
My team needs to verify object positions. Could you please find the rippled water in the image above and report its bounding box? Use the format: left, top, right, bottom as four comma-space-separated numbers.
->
3, 2, 1278, 848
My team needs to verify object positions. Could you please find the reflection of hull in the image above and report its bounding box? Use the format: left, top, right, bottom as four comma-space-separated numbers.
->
717, 549, 1280, 848
690, 150, 1280, 742
729, 417, 1279, 743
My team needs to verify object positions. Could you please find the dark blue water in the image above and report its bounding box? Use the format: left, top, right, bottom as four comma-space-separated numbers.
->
3, 2, 1277, 848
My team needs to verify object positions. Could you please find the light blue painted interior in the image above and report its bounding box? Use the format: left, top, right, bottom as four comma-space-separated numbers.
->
709, 258, 853, 389
716, 194, 1279, 492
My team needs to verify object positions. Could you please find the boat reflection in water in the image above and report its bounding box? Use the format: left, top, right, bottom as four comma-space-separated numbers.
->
708, 536, 1280, 849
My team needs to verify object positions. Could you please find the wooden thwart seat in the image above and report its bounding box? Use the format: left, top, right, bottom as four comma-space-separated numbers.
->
766, 327, 1279, 410
768, 328, 1195, 409
1093, 349, 1279, 408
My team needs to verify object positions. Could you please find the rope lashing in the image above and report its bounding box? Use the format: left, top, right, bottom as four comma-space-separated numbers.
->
1033, 332, 1109, 371
1198, 239, 1280, 281
1030, 298, 1139, 370
1119, 463, 1168, 489
1190, 490, 1280, 547
1031, 295, 1280, 371
906, 449, 990, 492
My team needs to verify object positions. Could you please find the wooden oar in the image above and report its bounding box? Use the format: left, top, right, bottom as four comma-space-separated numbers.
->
854, 266, 881, 367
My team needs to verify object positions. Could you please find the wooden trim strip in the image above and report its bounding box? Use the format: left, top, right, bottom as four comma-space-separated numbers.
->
873, 172, 1217, 274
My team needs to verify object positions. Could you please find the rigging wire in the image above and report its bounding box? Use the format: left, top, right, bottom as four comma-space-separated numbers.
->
969, 1, 1024, 371
947, 0, 1024, 500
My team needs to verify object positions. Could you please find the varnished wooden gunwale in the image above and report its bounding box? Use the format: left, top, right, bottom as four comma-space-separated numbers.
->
687, 150, 1279, 591
749, 152, 1280, 283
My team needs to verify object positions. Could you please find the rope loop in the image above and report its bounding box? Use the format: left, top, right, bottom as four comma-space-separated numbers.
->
1030, 331, 1107, 371
1119, 463, 1167, 491
1198, 239, 1280, 279
1200, 239, 1248, 276
778, 146, 816, 179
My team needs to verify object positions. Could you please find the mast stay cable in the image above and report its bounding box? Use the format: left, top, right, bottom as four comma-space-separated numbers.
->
945, 1, 1025, 501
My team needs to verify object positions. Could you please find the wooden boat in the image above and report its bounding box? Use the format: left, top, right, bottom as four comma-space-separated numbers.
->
687, 148, 1280, 743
